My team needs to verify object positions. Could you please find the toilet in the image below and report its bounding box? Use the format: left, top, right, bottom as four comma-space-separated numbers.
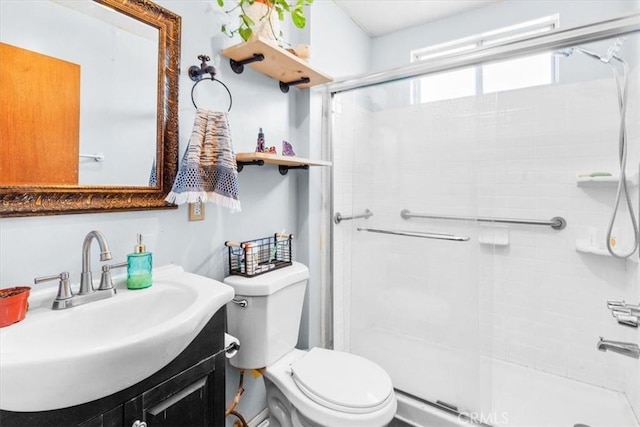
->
224, 262, 397, 427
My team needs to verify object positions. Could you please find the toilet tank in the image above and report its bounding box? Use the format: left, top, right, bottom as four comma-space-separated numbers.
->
224, 262, 309, 369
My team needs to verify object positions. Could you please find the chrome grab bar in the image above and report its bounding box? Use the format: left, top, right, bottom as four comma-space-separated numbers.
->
357, 227, 470, 242
400, 209, 567, 230
334, 209, 373, 224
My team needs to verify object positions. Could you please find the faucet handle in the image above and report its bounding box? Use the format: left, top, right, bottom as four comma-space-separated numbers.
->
626, 302, 640, 313
607, 300, 640, 315
612, 307, 632, 316
98, 261, 128, 291
35, 272, 73, 301
607, 299, 626, 310
614, 312, 639, 328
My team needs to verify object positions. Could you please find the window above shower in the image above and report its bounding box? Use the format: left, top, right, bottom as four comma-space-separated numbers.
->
410, 15, 559, 104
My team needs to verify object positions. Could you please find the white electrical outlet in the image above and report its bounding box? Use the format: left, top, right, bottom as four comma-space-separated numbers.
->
188, 201, 205, 221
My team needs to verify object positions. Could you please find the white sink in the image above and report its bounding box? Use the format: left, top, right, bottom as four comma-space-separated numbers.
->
0, 265, 234, 412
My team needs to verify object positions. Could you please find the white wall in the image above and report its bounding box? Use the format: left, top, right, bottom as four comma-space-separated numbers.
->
371, 0, 640, 72
362, 1, 640, 420
333, 63, 640, 418
0, 1, 157, 186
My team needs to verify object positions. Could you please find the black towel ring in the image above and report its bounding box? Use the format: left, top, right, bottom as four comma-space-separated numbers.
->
190, 77, 233, 112
188, 54, 233, 112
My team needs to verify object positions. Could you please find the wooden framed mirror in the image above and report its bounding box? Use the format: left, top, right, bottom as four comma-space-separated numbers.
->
0, 0, 180, 217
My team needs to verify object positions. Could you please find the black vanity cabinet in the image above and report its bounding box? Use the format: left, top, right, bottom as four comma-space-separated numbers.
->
121, 355, 220, 427
0, 309, 226, 427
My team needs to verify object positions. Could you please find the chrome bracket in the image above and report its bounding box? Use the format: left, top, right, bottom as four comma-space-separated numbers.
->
230, 298, 248, 308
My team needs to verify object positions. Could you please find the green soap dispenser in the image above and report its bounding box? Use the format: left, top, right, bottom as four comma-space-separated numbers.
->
127, 234, 152, 290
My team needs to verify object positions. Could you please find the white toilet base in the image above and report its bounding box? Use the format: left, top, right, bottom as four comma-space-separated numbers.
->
265, 379, 322, 427
262, 349, 397, 427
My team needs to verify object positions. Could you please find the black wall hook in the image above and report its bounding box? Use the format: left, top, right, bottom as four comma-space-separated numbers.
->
189, 55, 233, 111
189, 54, 217, 81
229, 53, 265, 74
279, 77, 311, 93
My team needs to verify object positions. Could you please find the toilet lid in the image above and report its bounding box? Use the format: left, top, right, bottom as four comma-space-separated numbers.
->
290, 348, 393, 414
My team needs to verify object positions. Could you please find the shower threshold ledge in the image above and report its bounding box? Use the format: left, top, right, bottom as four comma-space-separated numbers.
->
354, 327, 639, 427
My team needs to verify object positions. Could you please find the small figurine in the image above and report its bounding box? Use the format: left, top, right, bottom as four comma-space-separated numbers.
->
267, 146, 277, 154
282, 140, 296, 156
256, 128, 265, 153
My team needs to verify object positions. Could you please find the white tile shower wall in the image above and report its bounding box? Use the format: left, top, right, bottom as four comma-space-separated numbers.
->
631, 249, 640, 418
624, 62, 640, 423
337, 68, 640, 396
342, 92, 486, 410
475, 70, 640, 392
332, 93, 373, 351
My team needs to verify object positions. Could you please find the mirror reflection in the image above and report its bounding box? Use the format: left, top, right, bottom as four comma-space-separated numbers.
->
0, 0, 158, 187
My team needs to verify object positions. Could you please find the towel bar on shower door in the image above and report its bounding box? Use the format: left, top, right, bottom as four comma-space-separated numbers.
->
400, 209, 567, 230
357, 227, 470, 242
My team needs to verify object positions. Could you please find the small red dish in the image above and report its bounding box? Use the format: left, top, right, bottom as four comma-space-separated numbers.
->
0, 287, 30, 328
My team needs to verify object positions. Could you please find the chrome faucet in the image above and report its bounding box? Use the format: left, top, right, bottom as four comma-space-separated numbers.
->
598, 337, 640, 359
79, 230, 112, 295
34, 231, 126, 310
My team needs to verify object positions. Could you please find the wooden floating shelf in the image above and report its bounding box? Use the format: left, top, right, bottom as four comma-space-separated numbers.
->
221, 37, 332, 93
236, 152, 331, 175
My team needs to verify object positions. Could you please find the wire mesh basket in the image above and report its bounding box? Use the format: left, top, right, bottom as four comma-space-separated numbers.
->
225, 233, 293, 277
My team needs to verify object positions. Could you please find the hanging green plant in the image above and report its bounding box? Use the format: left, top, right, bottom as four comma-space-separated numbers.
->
218, 0, 313, 43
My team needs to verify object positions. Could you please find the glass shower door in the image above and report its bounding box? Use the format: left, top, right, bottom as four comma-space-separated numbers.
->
331, 21, 640, 427
331, 70, 492, 416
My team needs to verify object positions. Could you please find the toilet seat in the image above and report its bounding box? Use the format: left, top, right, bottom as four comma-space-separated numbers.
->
264, 348, 397, 427
290, 348, 394, 414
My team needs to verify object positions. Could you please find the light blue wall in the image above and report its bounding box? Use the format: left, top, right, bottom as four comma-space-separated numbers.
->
222, 1, 371, 423
310, 0, 372, 78
296, 0, 372, 353
0, 0, 302, 284
0, 0, 369, 424
0, 0, 300, 424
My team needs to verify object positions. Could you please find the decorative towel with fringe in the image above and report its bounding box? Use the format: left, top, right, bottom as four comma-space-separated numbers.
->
165, 109, 241, 212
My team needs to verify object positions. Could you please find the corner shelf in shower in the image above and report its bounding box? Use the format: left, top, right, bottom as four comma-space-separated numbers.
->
575, 239, 612, 256
576, 173, 638, 187
576, 239, 639, 261
221, 37, 333, 93
236, 152, 332, 175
